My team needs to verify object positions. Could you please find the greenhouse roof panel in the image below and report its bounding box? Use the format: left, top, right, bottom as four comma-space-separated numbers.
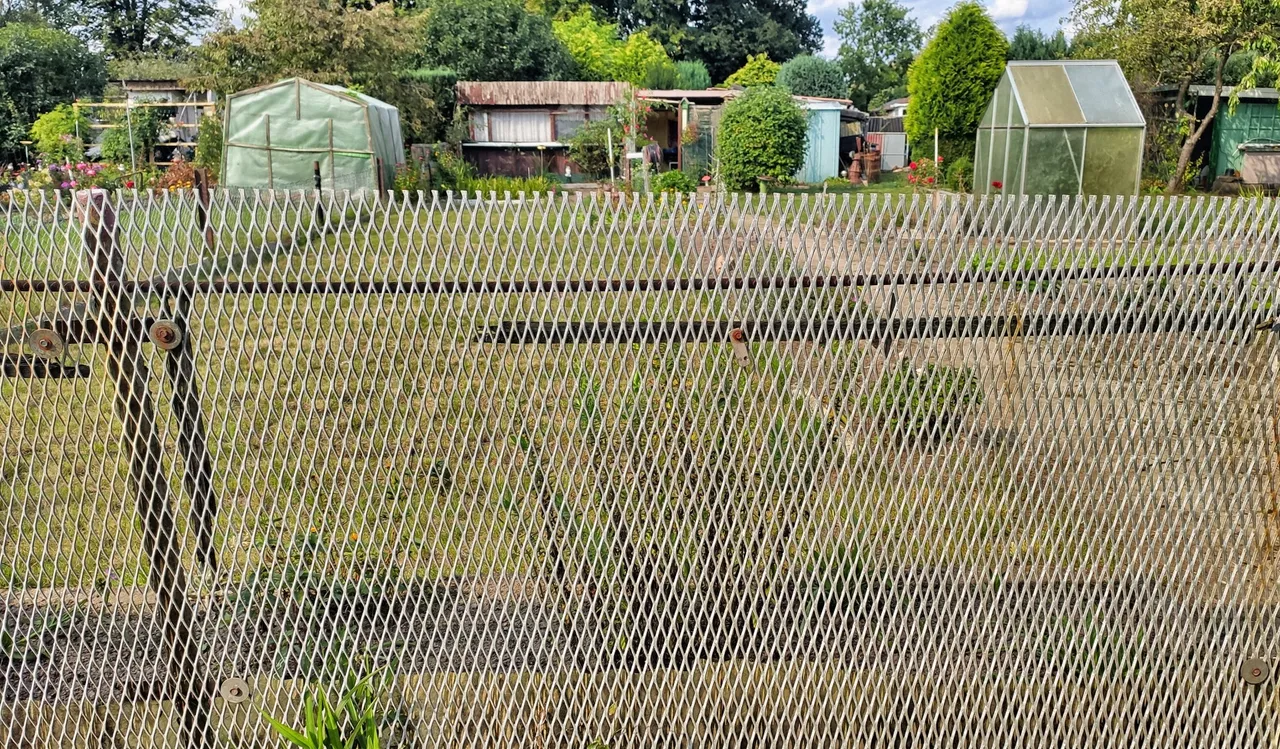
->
1004, 61, 1144, 127
1008, 65, 1084, 125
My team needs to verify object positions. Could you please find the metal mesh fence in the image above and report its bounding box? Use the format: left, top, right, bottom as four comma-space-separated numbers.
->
0, 188, 1278, 746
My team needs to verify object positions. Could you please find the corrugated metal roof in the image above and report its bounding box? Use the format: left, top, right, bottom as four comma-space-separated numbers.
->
456, 81, 631, 106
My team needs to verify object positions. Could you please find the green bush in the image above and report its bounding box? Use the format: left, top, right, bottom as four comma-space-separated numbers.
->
675, 60, 711, 89
715, 86, 807, 191
642, 60, 679, 89
945, 154, 973, 192
864, 360, 984, 444
193, 114, 222, 181
723, 53, 781, 87
100, 108, 161, 166
777, 55, 848, 99
656, 169, 696, 193
904, 1, 1006, 166
29, 105, 88, 163
567, 118, 622, 176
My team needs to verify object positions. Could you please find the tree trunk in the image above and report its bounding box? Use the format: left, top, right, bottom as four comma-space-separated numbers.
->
1169, 52, 1228, 193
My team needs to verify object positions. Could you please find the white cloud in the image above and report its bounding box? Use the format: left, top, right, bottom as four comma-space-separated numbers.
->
987, 0, 1030, 20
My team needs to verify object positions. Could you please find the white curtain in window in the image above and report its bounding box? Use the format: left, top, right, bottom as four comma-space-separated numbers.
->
489, 111, 552, 143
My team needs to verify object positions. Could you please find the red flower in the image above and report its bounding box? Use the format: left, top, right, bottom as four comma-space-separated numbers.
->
908, 161, 918, 170
936, 156, 944, 163
907, 174, 917, 184
925, 176, 934, 184
991, 181, 1003, 189
125, 180, 135, 188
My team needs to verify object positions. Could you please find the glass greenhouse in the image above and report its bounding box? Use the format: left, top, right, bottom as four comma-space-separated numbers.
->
975, 61, 1145, 197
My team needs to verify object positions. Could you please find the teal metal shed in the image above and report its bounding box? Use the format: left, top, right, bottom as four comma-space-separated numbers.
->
796, 98, 846, 185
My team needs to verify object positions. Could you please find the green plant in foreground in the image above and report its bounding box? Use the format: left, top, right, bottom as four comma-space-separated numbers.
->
864, 360, 984, 444
655, 169, 696, 194
264, 668, 386, 748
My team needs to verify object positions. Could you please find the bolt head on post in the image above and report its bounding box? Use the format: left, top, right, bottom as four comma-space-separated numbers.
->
149, 320, 184, 351
27, 328, 65, 360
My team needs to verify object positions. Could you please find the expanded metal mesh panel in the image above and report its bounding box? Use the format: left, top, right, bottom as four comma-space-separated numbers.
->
0, 189, 1278, 747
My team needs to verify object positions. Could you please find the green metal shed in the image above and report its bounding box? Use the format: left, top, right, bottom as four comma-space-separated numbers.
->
1204, 88, 1280, 178
221, 78, 404, 191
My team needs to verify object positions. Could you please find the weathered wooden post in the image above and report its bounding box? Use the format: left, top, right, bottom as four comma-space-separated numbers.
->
75, 190, 212, 748
165, 175, 220, 573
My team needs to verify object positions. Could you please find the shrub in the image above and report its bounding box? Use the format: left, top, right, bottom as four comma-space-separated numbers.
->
656, 169, 696, 193
29, 105, 89, 163
193, 114, 223, 181
905, 1, 1006, 166
675, 60, 711, 89
459, 175, 555, 194
864, 360, 983, 444
567, 118, 623, 176
723, 53, 781, 87
642, 60, 679, 89
945, 154, 973, 192
777, 55, 848, 99
715, 86, 807, 191
153, 158, 196, 191
100, 108, 161, 166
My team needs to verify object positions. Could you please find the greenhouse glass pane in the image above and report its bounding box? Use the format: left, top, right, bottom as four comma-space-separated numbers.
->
1004, 128, 1026, 194
1009, 65, 1085, 125
981, 74, 1021, 128
988, 129, 1008, 193
1065, 65, 1144, 125
975, 129, 993, 194
1023, 128, 1085, 194
1081, 128, 1142, 194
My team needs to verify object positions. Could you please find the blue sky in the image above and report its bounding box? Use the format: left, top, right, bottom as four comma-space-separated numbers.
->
811, 0, 1073, 57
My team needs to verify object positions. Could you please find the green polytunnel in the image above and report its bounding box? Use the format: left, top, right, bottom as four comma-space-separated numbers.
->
221, 78, 404, 191
975, 61, 1145, 197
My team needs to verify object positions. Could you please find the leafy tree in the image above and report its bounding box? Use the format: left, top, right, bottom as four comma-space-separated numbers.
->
688, 0, 821, 84
835, 0, 922, 111
191, 0, 444, 141
904, 2, 1006, 165
724, 53, 781, 87
777, 54, 848, 99
419, 0, 577, 81
0, 0, 83, 30
1008, 25, 1069, 60
675, 60, 710, 89
1071, 0, 1279, 191
84, 0, 217, 55
553, 8, 674, 85
715, 85, 807, 190
0, 23, 105, 163
580, 0, 819, 83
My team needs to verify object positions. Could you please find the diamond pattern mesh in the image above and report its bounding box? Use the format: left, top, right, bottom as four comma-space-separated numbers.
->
0, 189, 1277, 746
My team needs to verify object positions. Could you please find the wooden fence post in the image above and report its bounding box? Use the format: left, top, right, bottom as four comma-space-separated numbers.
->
75, 190, 213, 748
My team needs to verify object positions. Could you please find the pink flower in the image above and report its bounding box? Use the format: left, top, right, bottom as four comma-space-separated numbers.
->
907, 174, 917, 184
936, 156, 943, 163
60, 181, 70, 188
908, 161, 918, 170
925, 176, 934, 184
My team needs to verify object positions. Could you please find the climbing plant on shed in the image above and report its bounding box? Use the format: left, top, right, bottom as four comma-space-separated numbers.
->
715, 86, 808, 191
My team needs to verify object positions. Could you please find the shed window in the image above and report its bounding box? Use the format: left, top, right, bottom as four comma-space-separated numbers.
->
489, 110, 553, 143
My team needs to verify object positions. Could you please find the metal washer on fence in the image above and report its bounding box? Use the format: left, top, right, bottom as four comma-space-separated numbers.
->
149, 320, 184, 351
27, 328, 64, 360
1241, 659, 1270, 686
220, 677, 252, 704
